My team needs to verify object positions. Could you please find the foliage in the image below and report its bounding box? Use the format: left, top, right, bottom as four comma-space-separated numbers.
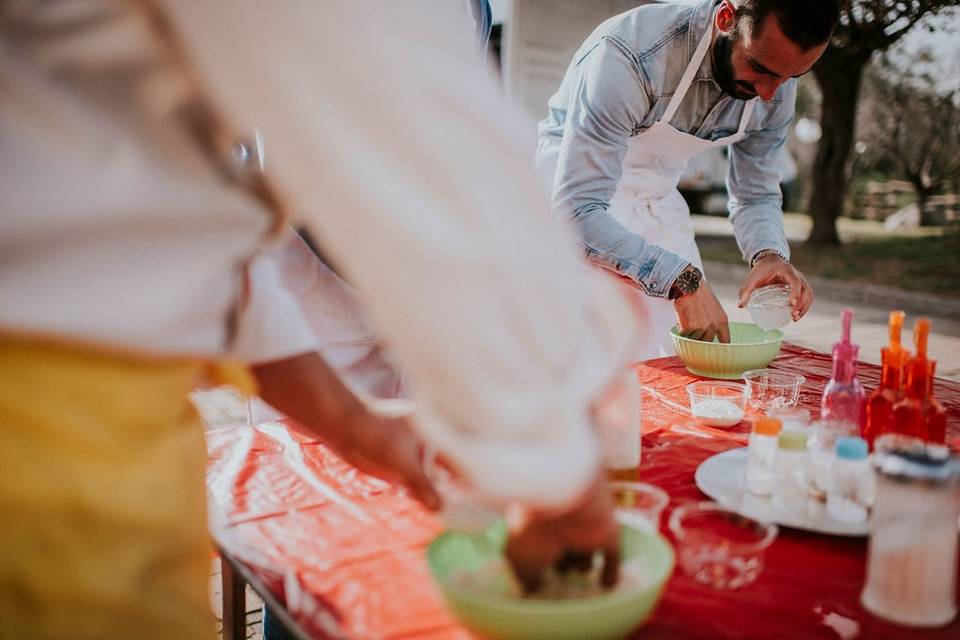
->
856, 52, 960, 212
806, 0, 960, 242
831, 1, 957, 57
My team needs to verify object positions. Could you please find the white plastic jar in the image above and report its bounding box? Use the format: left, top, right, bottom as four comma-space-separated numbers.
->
809, 419, 859, 500
746, 416, 783, 496
826, 436, 872, 523
772, 429, 809, 515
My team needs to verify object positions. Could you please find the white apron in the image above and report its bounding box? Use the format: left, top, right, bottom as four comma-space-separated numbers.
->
539, 10, 755, 360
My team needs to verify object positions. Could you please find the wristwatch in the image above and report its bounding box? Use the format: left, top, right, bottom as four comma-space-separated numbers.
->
750, 249, 788, 269
668, 264, 703, 300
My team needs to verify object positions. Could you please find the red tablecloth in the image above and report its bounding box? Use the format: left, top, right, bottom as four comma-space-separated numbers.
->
207, 345, 960, 639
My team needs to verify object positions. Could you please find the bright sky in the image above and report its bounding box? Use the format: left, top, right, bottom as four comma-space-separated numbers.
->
895, 7, 960, 93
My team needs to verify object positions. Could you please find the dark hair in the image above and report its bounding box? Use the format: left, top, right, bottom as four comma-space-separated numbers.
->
735, 0, 840, 50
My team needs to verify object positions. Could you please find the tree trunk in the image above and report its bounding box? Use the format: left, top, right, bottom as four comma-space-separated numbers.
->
907, 167, 941, 226
915, 187, 940, 226
808, 52, 867, 244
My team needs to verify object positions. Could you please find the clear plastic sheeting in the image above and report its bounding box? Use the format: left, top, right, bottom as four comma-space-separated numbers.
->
207, 345, 960, 638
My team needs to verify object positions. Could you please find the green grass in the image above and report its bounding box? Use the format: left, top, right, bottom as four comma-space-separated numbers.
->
698, 230, 960, 298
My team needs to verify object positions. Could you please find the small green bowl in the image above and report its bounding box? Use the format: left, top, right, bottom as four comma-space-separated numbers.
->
670, 322, 783, 380
426, 523, 674, 640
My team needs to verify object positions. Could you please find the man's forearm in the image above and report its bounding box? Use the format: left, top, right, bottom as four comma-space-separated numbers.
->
729, 200, 791, 265
251, 352, 364, 450
573, 203, 689, 298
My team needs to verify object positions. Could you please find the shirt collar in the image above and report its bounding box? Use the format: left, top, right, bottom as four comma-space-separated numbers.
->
689, 0, 721, 85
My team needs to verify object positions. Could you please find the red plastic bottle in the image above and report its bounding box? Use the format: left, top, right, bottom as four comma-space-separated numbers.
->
892, 319, 947, 443
924, 360, 948, 444
864, 311, 907, 447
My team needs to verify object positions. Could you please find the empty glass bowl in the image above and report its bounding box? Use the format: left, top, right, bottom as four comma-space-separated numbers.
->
668, 502, 778, 589
742, 369, 806, 413
686, 381, 747, 427
746, 285, 793, 330
610, 481, 670, 533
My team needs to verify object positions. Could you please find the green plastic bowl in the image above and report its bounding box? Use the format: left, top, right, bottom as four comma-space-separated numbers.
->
426, 523, 674, 640
670, 322, 783, 380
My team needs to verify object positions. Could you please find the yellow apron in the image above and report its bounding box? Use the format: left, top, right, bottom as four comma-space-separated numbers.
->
0, 336, 254, 640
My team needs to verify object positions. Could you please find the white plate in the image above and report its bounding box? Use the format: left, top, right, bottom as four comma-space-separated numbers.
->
694, 447, 869, 537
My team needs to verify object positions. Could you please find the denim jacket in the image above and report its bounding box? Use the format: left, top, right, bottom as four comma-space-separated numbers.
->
537, 0, 793, 297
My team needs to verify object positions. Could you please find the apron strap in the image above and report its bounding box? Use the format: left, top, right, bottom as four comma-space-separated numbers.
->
737, 98, 756, 134
661, 7, 717, 124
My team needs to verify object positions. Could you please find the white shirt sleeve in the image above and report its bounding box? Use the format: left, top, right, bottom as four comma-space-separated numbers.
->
230, 231, 323, 365
158, 0, 639, 510
231, 228, 381, 366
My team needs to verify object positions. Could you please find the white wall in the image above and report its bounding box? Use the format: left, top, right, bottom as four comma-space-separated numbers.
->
502, 1, 627, 121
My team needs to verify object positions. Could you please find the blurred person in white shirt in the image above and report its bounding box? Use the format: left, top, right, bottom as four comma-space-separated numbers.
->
0, 2, 640, 636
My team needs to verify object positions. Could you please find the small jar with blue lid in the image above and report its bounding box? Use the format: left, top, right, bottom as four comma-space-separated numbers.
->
826, 436, 873, 523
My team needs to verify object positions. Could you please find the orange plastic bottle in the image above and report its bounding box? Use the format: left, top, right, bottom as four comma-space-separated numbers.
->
892, 319, 947, 443
864, 311, 907, 447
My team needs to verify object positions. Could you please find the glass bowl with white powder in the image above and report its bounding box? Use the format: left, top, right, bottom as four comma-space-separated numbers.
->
686, 381, 748, 428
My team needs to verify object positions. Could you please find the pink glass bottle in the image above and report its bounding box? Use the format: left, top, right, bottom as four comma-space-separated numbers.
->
821, 308, 866, 428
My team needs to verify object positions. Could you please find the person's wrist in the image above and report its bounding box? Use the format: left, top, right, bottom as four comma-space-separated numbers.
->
750, 249, 788, 269
668, 264, 703, 300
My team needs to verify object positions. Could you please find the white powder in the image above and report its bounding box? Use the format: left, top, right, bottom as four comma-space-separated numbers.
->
692, 398, 744, 427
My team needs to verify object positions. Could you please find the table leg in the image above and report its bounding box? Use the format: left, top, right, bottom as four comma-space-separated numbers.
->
221, 554, 247, 640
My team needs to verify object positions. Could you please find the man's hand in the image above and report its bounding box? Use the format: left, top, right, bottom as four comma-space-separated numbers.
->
505, 473, 620, 594
674, 280, 730, 343
341, 407, 441, 511
739, 254, 813, 321
252, 353, 440, 511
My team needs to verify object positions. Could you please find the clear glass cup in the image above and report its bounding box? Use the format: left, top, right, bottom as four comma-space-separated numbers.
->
609, 481, 670, 533
742, 369, 806, 413
669, 502, 778, 589
746, 285, 792, 330
686, 381, 747, 428
596, 370, 643, 481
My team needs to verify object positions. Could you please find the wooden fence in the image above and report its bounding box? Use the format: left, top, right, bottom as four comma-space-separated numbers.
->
849, 180, 959, 225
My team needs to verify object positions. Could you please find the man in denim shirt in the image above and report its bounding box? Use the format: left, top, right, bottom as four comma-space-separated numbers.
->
537, 0, 837, 358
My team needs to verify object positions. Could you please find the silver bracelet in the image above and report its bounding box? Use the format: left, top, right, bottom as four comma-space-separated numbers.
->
750, 249, 788, 269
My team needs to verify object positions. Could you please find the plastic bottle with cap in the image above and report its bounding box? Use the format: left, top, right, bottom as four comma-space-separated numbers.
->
893, 318, 947, 443
821, 308, 866, 428
772, 429, 808, 515
864, 311, 908, 447
827, 436, 872, 523
808, 419, 857, 499
746, 416, 782, 496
